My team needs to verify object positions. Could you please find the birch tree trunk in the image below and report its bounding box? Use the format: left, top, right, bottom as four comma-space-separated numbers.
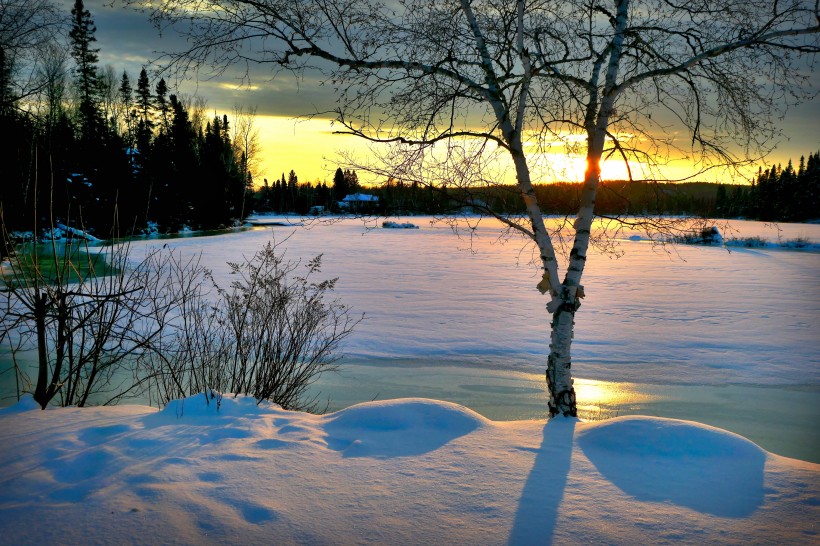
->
545, 0, 629, 417
136, 0, 820, 419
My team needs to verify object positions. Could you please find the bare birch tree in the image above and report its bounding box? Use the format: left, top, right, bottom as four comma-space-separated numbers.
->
132, 0, 819, 416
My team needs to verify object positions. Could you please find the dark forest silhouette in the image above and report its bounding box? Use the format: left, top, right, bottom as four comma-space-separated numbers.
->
2, 0, 816, 254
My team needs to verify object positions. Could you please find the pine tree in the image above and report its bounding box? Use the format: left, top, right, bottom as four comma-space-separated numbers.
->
135, 67, 153, 148
69, 0, 101, 141
780, 160, 798, 220
164, 94, 199, 229
287, 170, 298, 212
800, 152, 820, 221
155, 78, 170, 134
332, 167, 348, 201
118, 71, 135, 149
344, 169, 359, 194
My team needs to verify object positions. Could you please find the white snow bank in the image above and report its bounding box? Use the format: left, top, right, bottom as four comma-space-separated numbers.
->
625, 230, 820, 250
151, 391, 281, 420
0, 395, 816, 544
55, 223, 101, 242
324, 398, 487, 457
577, 415, 764, 458
244, 214, 305, 226
0, 393, 40, 413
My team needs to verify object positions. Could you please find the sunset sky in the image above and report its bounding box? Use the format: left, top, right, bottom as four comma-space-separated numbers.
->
86, 1, 819, 187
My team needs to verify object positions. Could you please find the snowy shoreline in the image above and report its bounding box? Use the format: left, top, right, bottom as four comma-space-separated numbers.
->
3, 216, 818, 460
0, 394, 817, 545
308, 363, 820, 463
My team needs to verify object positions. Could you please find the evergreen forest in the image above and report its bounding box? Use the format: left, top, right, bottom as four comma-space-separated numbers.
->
2, 0, 817, 258
1, 0, 255, 241
360, 158, 820, 221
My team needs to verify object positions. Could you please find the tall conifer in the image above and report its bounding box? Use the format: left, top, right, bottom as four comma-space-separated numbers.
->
69, 0, 101, 140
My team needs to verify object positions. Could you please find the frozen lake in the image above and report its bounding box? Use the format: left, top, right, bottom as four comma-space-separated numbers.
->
2, 216, 819, 461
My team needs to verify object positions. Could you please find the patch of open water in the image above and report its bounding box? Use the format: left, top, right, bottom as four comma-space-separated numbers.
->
309, 363, 820, 463
3, 217, 818, 463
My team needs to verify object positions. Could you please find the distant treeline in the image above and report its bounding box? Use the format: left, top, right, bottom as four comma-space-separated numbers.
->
4, 0, 815, 244
1, 0, 251, 238
252, 168, 360, 214
735, 152, 820, 222
273, 153, 818, 221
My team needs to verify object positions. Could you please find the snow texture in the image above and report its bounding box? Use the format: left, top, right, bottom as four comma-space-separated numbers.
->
342, 193, 380, 202
119, 217, 820, 386
0, 394, 816, 544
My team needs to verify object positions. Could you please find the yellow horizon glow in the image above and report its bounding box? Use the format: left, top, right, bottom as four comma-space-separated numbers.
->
253, 116, 361, 186
251, 115, 755, 188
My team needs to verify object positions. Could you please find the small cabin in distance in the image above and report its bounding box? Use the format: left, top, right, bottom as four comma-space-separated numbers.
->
338, 193, 380, 213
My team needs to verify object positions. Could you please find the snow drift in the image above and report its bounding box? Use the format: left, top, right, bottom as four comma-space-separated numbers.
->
0, 394, 817, 544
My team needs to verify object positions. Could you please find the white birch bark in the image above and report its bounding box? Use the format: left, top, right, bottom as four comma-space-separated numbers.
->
545, 0, 630, 417
143, 0, 820, 419
460, 1, 561, 287
463, 0, 573, 414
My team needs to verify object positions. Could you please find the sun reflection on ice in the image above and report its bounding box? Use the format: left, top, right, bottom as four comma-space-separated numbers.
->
574, 378, 657, 421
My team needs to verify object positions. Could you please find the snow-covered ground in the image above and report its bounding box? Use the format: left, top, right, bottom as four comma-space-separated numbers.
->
2, 217, 818, 456
2, 218, 818, 543
147, 217, 818, 462
0, 394, 817, 544
113, 216, 819, 385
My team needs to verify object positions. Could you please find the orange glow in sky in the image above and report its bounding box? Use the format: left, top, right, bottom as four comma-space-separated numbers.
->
86, 1, 817, 191
251, 116, 752, 187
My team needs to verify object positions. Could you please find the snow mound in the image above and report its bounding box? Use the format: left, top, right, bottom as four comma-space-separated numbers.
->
148, 392, 281, 422
578, 415, 764, 458
0, 394, 41, 413
323, 398, 486, 458
578, 416, 766, 517
0, 399, 816, 544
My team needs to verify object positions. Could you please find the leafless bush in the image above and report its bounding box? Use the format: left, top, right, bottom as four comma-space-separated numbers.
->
143, 241, 361, 412
2, 207, 359, 412
0, 231, 205, 408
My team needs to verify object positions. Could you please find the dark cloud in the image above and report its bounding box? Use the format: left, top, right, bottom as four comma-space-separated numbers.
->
82, 1, 337, 116
79, 1, 818, 172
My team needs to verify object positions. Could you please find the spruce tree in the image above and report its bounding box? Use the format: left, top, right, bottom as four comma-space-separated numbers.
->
69, 0, 101, 141
332, 167, 348, 201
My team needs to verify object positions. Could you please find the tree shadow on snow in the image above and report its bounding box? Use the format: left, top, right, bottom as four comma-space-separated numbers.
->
508, 418, 576, 544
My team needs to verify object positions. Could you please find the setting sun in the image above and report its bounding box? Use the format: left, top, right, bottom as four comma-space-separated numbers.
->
250, 117, 755, 187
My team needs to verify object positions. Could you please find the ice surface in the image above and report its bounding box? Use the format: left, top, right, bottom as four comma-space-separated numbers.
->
120, 216, 820, 386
